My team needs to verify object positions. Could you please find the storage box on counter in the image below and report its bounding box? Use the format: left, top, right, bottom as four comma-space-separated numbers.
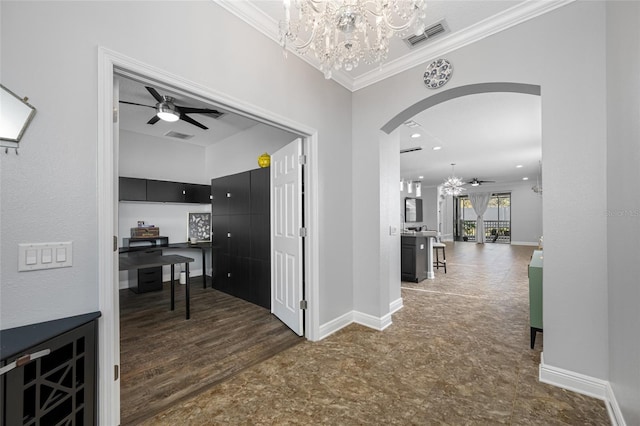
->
130, 226, 159, 238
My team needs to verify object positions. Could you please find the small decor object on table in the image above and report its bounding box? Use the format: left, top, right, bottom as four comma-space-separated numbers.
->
188, 212, 211, 242
423, 59, 453, 89
130, 226, 159, 238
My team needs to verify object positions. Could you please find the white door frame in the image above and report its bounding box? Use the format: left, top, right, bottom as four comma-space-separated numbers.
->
97, 47, 320, 425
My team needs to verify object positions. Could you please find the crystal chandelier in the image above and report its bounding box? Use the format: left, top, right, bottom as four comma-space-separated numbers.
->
280, 0, 427, 79
442, 163, 466, 196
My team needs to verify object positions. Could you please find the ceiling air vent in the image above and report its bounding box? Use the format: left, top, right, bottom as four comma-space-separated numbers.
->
164, 130, 194, 140
404, 20, 449, 48
401, 147, 423, 154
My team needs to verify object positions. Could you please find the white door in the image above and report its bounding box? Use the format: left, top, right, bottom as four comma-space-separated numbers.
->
271, 138, 304, 335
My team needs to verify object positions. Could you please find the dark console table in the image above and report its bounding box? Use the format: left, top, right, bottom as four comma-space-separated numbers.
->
0, 312, 101, 425
119, 254, 194, 319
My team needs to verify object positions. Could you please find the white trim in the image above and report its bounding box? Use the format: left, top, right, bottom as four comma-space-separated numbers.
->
318, 309, 394, 340
606, 382, 627, 426
216, 0, 574, 92
97, 47, 120, 426
318, 311, 354, 340
389, 297, 404, 314
539, 353, 625, 426
214, 0, 353, 91
351, 0, 575, 91
97, 46, 321, 422
353, 310, 393, 331
510, 241, 539, 246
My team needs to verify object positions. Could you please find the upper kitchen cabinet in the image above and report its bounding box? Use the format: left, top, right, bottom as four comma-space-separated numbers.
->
119, 177, 147, 201
184, 183, 212, 204
146, 179, 184, 202
119, 177, 211, 204
211, 171, 251, 216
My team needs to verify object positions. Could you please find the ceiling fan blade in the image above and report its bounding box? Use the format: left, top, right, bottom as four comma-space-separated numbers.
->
180, 113, 208, 130
145, 86, 164, 103
119, 100, 155, 109
147, 115, 161, 125
177, 106, 222, 115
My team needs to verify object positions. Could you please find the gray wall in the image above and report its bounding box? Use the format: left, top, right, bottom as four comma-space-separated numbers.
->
352, 0, 608, 383
119, 129, 209, 184
606, 2, 640, 423
0, 1, 353, 329
205, 123, 296, 179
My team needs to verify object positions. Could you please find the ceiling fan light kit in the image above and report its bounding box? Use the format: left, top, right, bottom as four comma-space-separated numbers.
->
280, 0, 427, 79
156, 97, 180, 122
119, 86, 224, 130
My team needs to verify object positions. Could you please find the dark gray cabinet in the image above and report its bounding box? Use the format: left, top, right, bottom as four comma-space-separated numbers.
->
211, 168, 270, 308
401, 235, 428, 282
119, 177, 147, 201
211, 172, 251, 215
1, 313, 99, 426
119, 177, 210, 204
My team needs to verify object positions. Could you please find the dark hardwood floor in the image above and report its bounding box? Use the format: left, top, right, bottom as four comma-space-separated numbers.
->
119, 276, 302, 425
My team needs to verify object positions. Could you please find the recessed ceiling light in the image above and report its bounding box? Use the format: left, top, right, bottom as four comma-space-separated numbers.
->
411, 133, 421, 138
522, 177, 529, 181
418, 175, 424, 179
433, 146, 442, 151
516, 164, 523, 168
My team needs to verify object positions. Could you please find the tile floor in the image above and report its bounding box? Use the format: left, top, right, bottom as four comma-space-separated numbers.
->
142, 243, 610, 425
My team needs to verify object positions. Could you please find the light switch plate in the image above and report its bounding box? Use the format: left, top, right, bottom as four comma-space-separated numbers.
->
19, 242, 73, 271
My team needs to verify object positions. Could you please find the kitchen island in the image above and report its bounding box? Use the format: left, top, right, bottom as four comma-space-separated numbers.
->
401, 231, 437, 282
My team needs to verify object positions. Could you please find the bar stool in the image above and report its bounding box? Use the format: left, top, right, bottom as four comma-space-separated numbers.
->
433, 241, 447, 273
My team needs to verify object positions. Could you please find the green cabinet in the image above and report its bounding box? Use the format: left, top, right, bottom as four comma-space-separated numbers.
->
528, 250, 543, 349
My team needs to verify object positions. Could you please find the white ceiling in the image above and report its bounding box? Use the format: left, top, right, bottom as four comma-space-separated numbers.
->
118, 76, 277, 147
118, 1, 553, 189
399, 92, 541, 188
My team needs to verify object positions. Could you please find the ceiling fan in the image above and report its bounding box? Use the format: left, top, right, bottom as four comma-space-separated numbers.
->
120, 86, 223, 130
466, 178, 496, 187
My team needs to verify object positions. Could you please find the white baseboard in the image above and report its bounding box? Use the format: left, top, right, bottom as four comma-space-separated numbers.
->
318, 308, 396, 340
540, 353, 625, 426
510, 241, 539, 246
353, 310, 392, 331
390, 297, 404, 314
605, 382, 627, 426
318, 311, 353, 340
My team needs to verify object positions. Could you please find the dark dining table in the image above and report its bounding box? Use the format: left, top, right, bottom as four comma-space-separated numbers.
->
119, 254, 194, 319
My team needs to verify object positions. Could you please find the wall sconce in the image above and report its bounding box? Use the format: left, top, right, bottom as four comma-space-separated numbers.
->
415, 182, 422, 197
407, 180, 413, 194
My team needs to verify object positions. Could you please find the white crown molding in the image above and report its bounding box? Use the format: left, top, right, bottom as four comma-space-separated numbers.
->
214, 0, 353, 90
352, 0, 576, 91
215, 0, 575, 92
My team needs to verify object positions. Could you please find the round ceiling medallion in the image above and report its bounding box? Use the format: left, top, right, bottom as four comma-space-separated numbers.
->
423, 59, 453, 89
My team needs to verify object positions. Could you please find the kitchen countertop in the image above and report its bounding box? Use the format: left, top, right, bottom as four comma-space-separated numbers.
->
401, 230, 437, 237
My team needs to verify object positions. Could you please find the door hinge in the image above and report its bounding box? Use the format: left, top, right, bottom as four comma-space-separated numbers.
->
113, 235, 118, 252
299, 154, 307, 165
299, 300, 308, 310
299, 227, 307, 237
114, 364, 119, 381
